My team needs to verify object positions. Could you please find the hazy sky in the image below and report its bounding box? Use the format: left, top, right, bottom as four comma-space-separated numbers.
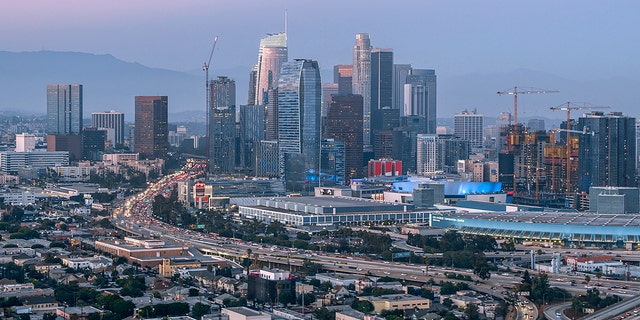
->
4, 1, 638, 76
3, 1, 640, 119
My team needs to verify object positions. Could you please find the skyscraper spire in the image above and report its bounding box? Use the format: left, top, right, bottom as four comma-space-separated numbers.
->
284, 9, 288, 39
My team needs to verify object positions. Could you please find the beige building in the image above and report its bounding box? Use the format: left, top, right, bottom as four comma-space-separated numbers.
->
360, 294, 431, 313
222, 307, 271, 320
159, 257, 201, 277
94, 237, 188, 268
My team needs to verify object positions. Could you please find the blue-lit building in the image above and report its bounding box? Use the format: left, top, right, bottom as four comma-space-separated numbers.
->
430, 210, 640, 246
277, 59, 322, 191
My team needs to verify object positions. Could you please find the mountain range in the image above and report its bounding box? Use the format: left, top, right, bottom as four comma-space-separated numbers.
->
0, 51, 638, 123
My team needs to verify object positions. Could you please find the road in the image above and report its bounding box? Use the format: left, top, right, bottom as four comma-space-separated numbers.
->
110, 161, 640, 320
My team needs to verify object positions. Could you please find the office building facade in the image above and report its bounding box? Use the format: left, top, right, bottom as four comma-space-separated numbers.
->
325, 94, 364, 181
239, 104, 265, 172
333, 64, 353, 94
454, 109, 484, 150
253, 33, 287, 105
91, 110, 125, 147
210, 76, 237, 174
134, 96, 168, 159
47, 84, 83, 135
404, 69, 436, 134
578, 112, 636, 191
277, 59, 322, 191
352, 33, 372, 148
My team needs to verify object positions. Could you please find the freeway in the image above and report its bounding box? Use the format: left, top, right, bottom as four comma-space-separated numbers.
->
111, 162, 640, 320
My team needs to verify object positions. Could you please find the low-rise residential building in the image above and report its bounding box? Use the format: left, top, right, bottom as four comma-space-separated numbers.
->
56, 306, 104, 320
336, 309, 384, 320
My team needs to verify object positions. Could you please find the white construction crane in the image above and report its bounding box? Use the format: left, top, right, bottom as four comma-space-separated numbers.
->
497, 87, 559, 131
550, 102, 608, 194
203, 35, 219, 169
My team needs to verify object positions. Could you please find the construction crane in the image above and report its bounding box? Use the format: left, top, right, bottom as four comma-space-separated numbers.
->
550, 103, 608, 194
497, 87, 559, 131
203, 35, 219, 171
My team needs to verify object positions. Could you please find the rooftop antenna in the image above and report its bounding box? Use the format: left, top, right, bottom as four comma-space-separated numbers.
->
284, 9, 288, 39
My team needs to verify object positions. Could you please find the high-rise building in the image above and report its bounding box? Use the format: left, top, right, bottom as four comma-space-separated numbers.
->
527, 119, 546, 132
253, 33, 287, 105
134, 96, 168, 159
416, 134, 438, 175
209, 76, 236, 174
454, 109, 484, 150
392, 115, 425, 174
392, 64, 412, 113
370, 48, 393, 111
15, 133, 36, 152
578, 112, 636, 191
325, 94, 364, 181
239, 104, 265, 172
255, 140, 279, 178
322, 83, 339, 120
264, 89, 279, 141
352, 33, 372, 148
333, 64, 353, 95
92, 110, 125, 147
47, 84, 83, 135
321, 139, 345, 186
277, 59, 321, 191
82, 127, 106, 161
404, 69, 436, 134
210, 107, 236, 174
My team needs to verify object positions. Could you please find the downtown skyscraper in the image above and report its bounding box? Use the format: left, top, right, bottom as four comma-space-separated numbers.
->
251, 32, 287, 106
454, 109, 484, 150
277, 59, 321, 191
92, 110, 125, 148
352, 33, 372, 148
578, 112, 636, 191
209, 76, 236, 174
47, 84, 83, 135
134, 96, 168, 159
404, 69, 437, 134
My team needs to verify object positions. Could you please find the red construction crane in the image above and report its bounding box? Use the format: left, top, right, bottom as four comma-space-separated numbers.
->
203, 35, 219, 170
497, 87, 559, 131
550, 102, 609, 194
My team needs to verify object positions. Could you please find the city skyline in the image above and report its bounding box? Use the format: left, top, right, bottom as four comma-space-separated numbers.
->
2, 1, 640, 119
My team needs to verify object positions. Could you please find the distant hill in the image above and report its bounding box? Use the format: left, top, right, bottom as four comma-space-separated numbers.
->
1, 51, 638, 122
0, 51, 203, 120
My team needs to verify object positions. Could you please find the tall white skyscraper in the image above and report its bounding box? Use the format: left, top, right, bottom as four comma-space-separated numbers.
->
416, 134, 438, 175
352, 33, 372, 147
454, 109, 484, 150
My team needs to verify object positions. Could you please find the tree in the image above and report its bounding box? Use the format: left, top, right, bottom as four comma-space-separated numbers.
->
278, 291, 296, 307
584, 275, 591, 287
191, 302, 211, 319
351, 299, 374, 313
465, 303, 480, 320
188, 288, 199, 296
314, 307, 336, 320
